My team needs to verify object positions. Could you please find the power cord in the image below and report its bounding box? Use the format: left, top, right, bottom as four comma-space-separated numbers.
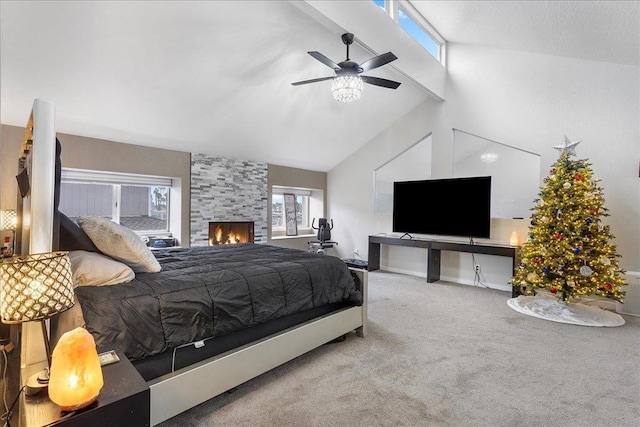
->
1, 385, 24, 427
472, 254, 488, 288
0, 341, 18, 427
1, 348, 7, 417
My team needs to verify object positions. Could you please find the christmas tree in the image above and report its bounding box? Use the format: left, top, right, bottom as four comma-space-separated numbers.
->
511, 137, 626, 303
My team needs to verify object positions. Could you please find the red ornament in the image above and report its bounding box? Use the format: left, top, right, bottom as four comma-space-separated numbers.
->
550, 286, 557, 294
554, 233, 562, 240
604, 283, 613, 291
574, 174, 583, 181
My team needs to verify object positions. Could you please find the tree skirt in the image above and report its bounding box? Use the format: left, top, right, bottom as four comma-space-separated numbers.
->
507, 295, 625, 327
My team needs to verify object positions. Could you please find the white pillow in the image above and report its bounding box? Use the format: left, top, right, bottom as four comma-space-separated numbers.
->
68, 250, 136, 286
76, 216, 161, 273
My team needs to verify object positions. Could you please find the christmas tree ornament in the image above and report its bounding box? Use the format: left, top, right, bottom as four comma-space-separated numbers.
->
550, 286, 557, 294
567, 280, 575, 287
554, 233, 562, 240
573, 247, 581, 254
550, 167, 557, 174
542, 267, 549, 274
574, 174, 582, 181
563, 182, 571, 189
556, 209, 562, 219
604, 283, 613, 291
580, 265, 593, 277
600, 256, 611, 265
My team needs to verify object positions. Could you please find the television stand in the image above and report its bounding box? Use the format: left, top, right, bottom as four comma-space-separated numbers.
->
368, 235, 521, 297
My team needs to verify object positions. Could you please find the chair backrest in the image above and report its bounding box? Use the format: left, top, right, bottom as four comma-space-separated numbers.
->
316, 218, 331, 242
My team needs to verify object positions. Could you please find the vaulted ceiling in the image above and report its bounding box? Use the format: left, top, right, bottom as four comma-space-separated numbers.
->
1, 1, 638, 172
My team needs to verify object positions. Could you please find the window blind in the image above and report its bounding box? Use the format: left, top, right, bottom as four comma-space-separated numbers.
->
61, 168, 172, 187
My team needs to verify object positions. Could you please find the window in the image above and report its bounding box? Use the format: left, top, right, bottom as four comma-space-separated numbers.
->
398, 6, 440, 59
372, 0, 445, 63
272, 186, 322, 237
59, 168, 172, 235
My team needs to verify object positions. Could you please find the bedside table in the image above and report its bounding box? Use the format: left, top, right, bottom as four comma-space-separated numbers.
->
18, 352, 149, 426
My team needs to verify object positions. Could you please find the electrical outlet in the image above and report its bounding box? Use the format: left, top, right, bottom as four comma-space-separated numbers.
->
353, 248, 359, 257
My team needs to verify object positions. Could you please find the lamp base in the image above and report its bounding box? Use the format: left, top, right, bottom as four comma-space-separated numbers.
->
24, 368, 49, 396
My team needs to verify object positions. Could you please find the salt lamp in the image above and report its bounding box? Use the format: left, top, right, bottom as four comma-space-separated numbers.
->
48, 327, 104, 411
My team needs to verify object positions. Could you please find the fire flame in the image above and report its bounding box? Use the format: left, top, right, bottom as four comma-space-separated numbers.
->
211, 226, 242, 245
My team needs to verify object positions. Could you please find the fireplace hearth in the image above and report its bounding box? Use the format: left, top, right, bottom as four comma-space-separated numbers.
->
209, 221, 254, 245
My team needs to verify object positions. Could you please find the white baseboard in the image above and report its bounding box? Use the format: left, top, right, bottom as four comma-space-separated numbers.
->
377, 266, 512, 293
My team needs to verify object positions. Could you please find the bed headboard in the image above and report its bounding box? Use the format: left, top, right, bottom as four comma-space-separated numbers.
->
16, 99, 57, 256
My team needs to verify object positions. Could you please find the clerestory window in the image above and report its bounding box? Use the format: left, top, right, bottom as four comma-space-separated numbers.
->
372, 0, 445, 63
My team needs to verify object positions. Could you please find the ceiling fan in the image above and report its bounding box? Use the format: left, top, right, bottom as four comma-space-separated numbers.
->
291, 33, 401, 102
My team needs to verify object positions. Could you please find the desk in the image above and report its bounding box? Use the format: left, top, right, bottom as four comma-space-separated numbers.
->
368, 235, 521, 297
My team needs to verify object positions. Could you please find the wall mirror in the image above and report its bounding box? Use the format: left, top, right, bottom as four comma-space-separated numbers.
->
453, 129, 540, 219
374, 134, 432, 215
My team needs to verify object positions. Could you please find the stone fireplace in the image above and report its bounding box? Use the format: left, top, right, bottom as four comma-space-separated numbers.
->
209, 221, 255, 245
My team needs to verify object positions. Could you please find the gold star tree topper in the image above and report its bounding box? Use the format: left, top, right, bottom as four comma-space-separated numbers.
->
552, 136, 581, 157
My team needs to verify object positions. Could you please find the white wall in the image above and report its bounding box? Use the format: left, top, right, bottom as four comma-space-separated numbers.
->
444, 43, 639, 274
327, 98, 445, 266
328, 42, 639, 289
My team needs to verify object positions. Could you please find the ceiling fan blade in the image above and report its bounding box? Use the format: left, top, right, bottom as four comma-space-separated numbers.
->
307, 51, 341, 70
291, 76, 335, 86
359, 52, 398, 72
361, 75, 401, 89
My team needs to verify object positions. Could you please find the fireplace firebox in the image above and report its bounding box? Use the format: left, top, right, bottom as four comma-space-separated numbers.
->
209, 221, 255, 245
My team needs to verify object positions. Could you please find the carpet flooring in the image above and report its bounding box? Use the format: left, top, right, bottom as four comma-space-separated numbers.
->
158, 271, 640, 427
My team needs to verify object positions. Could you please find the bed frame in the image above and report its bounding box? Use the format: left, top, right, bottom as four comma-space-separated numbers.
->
18, 99, 368, 425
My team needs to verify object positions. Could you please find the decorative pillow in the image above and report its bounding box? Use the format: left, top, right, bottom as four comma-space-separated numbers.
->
59, 212, 101, 253
68, 250, 135, 286
76, 216, 161, 273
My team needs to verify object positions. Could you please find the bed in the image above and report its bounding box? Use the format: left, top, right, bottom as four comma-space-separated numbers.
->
16, 99, 368, 425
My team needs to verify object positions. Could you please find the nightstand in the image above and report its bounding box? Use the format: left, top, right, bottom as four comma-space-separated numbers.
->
18, 352, 149, 426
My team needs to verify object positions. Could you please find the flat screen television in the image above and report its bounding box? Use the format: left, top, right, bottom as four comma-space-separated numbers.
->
392, 176, 492, 239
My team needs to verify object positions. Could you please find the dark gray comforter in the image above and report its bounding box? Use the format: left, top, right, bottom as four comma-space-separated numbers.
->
75, 244, 362, 360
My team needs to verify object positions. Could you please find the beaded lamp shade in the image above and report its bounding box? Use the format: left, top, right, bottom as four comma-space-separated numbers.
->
0, 252, 74, 323
0, 210, 17, 231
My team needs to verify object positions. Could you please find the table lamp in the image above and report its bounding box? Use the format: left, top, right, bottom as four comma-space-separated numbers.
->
0, 251, 75, 395
0, 210, 17, 257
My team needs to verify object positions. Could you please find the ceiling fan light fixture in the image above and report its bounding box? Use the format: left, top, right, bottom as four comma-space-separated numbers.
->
331, 74, 363, 103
